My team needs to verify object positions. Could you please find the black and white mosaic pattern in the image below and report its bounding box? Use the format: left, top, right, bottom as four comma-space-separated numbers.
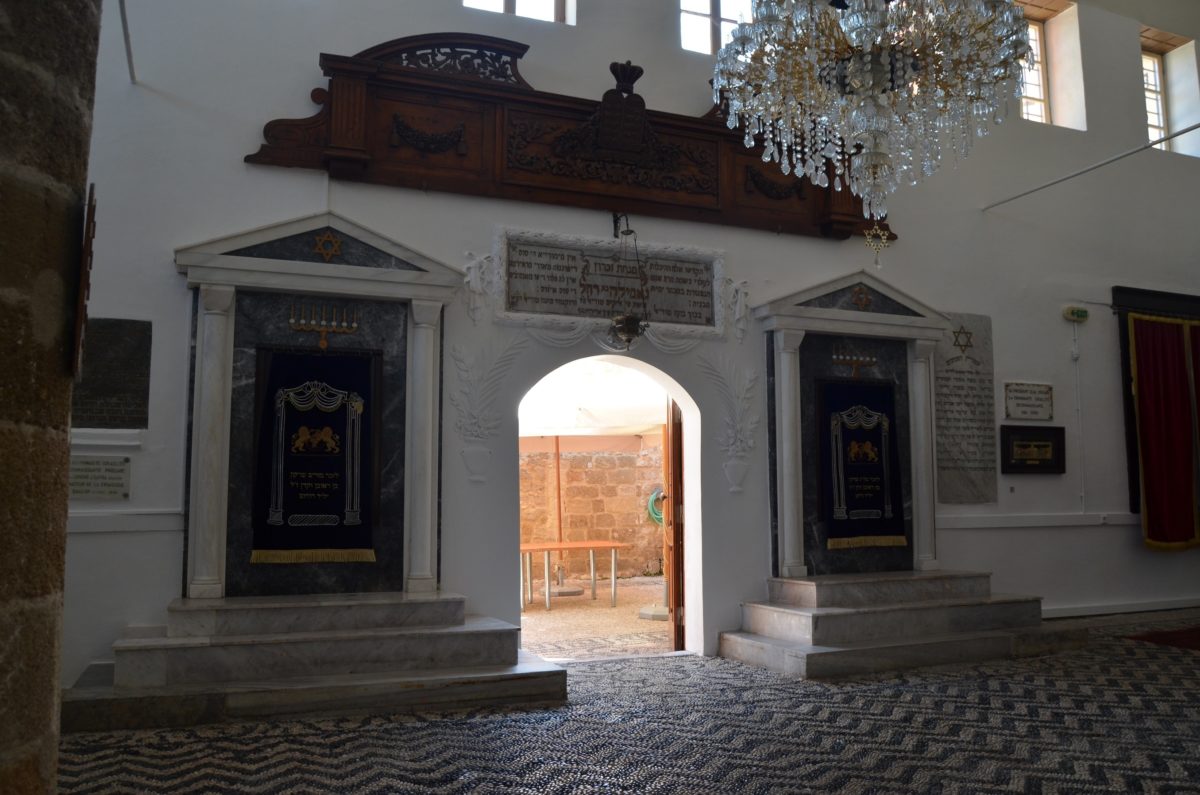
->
59, 619, 1200, 794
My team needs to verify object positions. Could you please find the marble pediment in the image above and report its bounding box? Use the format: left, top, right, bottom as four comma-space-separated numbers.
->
754, 271, 950, 341
224, 225, 423, 271
174, 212, 461, 300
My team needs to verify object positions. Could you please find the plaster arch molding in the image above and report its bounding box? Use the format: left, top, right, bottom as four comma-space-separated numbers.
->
452, 225, 762, 492
460, 227, 754, 349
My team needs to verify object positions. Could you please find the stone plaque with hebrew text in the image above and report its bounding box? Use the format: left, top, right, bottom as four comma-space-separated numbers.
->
934, 313, 997, 504
504, 238, 716, 327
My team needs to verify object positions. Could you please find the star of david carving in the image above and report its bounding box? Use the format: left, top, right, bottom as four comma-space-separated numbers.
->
313, 230, 343, 263
850, 284, 872, 311
952, 324, 974, 355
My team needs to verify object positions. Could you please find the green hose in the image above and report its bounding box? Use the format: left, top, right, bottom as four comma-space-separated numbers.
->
647, 489, 664, 525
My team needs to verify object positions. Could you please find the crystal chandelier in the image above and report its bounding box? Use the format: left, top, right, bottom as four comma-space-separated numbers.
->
714, 0, 1029, 219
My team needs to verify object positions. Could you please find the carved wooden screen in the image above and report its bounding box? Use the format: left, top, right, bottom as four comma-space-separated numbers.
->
246, 33, 865, 239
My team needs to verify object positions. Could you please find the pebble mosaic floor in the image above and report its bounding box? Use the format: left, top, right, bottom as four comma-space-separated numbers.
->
520, 576, 672, 660
59, 614, 1200, 794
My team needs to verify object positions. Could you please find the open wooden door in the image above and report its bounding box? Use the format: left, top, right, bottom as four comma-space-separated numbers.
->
662, 400, 685, 650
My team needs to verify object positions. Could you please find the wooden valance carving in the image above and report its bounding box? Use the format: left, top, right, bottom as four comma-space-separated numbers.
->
246, 33, 864, 239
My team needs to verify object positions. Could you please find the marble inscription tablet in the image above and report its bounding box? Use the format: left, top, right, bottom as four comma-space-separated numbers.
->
934, 312, 997, 504
505, 238, 716, 326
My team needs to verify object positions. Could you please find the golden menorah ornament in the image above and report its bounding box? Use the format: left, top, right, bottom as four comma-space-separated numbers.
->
289, 304, 359, 350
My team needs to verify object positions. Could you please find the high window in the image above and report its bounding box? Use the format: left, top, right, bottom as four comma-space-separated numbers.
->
1020, 21, 1051, 123
1142, 52, 1168, 149
463, 0, 575, 25
680, 0, 753, 56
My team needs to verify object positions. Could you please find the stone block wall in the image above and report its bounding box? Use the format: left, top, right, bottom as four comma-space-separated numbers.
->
520, 434, 664, 579
0, 2, 102, 791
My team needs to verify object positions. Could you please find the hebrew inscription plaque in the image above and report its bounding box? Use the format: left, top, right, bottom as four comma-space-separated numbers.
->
934, 313, 997, 504
505, 237, 716, 326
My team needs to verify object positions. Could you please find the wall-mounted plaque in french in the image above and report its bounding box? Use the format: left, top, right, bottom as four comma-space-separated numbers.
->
1004, 382, 1053, 421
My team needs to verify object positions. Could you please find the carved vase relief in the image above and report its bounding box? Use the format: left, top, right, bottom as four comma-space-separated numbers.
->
448, 336, 528, 485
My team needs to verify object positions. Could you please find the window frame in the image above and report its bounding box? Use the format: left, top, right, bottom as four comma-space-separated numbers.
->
1019, 20, 1052, 124
680, 1, 748, 56
1142, 51, 1169, 151
464, 0, 570, 24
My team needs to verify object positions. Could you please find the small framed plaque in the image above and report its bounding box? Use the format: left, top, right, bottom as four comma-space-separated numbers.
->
69, 455, 131, 499
1004, 382, 1053, 420
999, 425, 1065, 474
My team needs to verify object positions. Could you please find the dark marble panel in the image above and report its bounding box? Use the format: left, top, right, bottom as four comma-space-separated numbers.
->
225, 290, 408, 596
797, 283, 921, 317
799, 335, 913, 574
72, 319, 152, 428
226, 226, 423, 271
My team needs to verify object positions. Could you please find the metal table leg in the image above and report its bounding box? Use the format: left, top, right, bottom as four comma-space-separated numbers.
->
610, 548, 618, 607
524, 552, 533, 604
589, 549, 596, 600
543, 551, 552, 610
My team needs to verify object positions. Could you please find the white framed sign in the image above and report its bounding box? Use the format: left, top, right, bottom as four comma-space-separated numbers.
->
1004, 382, 1054, 421
69, 455, 131, 500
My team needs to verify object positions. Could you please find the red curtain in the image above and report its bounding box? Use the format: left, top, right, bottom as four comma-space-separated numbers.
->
1129, 315, 1200, 549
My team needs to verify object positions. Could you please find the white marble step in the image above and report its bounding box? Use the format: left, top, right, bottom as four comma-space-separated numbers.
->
113, 616, 517, 688
767, 570, 992, 608
63, 651, 565, 732
742, 594, 1042, 645
165, 591, 465, 638
720, 623, 1087, 680
719, 629, 1016, 679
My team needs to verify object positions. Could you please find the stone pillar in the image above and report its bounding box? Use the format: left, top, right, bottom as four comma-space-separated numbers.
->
405, 300, 442, 592
186, 286, 236, 597
0, 1, 101, 790
774, 330, 808, 577
909, 339, 940, 570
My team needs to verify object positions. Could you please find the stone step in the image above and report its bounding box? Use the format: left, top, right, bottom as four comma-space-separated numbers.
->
742, 594, 1042, 645
718, 629, 1017, 679
767, 570, 992, 608
62, 651, 566, 732
165, 591, 465, 638
113, 616, 517, 688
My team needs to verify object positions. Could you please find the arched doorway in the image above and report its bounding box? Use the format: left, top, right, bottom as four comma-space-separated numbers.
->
515, 355, 702, 661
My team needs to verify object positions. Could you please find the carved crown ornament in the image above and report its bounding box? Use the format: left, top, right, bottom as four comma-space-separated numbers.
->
245, 33, 868, 239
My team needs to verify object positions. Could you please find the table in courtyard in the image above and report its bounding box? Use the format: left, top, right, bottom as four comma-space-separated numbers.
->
519, 540, 631, 611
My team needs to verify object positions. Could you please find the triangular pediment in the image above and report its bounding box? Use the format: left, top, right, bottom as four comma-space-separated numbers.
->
175, 212, 462, 298
224, 225, 424, 271
754, 271, 951, 341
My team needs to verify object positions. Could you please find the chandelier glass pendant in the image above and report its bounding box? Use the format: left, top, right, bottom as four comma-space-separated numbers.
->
713, 0, 1030, 219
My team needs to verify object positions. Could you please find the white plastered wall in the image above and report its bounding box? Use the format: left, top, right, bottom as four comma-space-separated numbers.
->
64, 0, 1200, 685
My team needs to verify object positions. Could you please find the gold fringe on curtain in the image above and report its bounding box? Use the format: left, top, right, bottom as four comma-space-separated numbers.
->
827, 536, 908, 550
250, 548, 377, 564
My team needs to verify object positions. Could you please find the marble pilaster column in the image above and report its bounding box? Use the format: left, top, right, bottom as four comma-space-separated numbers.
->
775, 329, 808, 577
187, 285, 236, 598
405, 300, 442, 592
909, 339, 939, 570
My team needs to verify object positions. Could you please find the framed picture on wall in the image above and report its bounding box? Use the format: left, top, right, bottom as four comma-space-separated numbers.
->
999, 425, 1065, 474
